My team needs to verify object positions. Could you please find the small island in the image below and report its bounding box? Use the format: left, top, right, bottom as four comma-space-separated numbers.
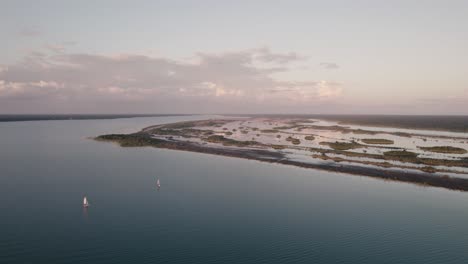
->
361, 138, 394, 145
96, 118, 468, 191
419, 146, 467, 154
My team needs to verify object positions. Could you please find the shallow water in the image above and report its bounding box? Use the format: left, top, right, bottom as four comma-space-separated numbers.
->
2, 115, 468, 264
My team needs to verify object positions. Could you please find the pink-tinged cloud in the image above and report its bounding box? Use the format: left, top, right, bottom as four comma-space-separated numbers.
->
0, 48, 343, 113
0, 80, 63, 98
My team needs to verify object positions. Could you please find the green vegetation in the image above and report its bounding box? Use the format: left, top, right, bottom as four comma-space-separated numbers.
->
394, 132, 411, 137
306, 125, 378, 135
309, 145, 429, 166
361, 138, 394, 145
273, 126, 297, 130
204, 131, 214, 136
299, 124, 422, 138
312, 154, 345, 162
292, 119, 315, 124
272, 119, 311, 130
193, 119, 229, 128
95, 133, 166, 147
320, 141, 363, 150
260, 129, 279, 133
419, 157, 468, 167
271, 145, 286, 150
99, 118, 468, 174
311, 154, 461, 175
205, 135, 258, 147
286, 136, 301, 145
161, 121, 196, 129
421, 166, 437, 173
419, 146, 467, 154
148, 127, 205, 138
383, 150, 418, 162
352, 129, 377, 135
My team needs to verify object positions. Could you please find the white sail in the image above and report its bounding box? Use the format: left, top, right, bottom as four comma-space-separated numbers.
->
157, 179, 161, 187
83, 196, 88, 207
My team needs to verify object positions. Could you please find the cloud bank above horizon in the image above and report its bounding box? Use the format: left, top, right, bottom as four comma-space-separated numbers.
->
1, 1, 468, 114
0, 47, 348, 113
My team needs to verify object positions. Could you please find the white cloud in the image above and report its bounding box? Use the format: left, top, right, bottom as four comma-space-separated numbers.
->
317, 81, 343, 98
0, 80, 63, 98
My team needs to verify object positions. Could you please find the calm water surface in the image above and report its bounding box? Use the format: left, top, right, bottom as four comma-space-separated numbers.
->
1, 116, 468, 264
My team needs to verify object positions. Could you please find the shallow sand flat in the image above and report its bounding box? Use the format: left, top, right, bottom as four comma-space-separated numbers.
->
97, 117, 468, 191
151, 117, 468, 164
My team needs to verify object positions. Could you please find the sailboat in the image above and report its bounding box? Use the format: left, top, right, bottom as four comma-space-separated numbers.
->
83, 196, 89, 208
156, 179, 161, 188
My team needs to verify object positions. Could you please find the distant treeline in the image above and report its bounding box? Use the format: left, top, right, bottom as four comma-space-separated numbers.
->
241, 114, 468, 133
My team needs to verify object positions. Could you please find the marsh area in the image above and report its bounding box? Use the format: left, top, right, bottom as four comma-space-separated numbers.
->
97, 117, 468, 191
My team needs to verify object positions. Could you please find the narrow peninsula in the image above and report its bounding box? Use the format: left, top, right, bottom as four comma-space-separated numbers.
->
95, 118, 468, 191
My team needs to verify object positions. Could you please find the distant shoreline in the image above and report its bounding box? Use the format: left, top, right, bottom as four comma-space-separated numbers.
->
0, 114, 193, 122
2, 114, 468, 133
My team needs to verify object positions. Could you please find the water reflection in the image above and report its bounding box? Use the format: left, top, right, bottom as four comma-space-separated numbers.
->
2, 115, 468, 264
82, 207, 89, 222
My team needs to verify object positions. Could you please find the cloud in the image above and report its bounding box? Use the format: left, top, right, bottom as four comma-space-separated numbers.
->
320, 62, 340, 70
317, 81, 343, 98
0, 48, 343, 113
254, 47, 305, 64
0, 80, 63, 99
266, 80, 342, 102
44, 41, 78, 53
45, 44, 66, 53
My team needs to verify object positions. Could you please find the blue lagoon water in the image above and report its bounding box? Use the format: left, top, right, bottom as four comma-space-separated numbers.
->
1, 115, 468, 263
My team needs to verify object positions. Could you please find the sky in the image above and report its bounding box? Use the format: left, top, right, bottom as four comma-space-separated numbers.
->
0, 0, 467, 114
